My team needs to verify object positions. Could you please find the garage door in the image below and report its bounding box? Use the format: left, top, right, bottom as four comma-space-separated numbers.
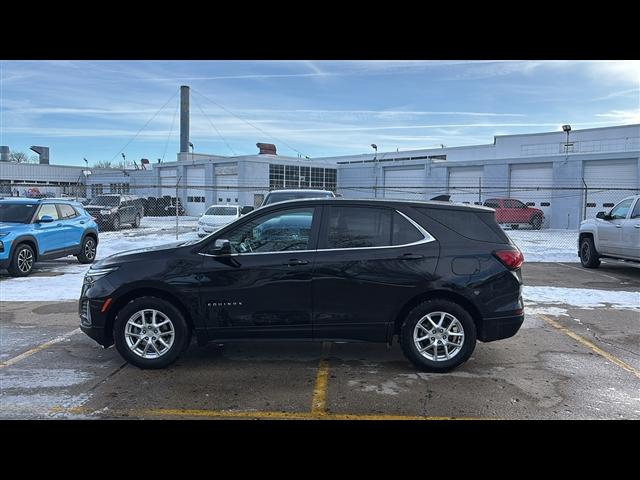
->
185, 166, 206, 216
509, 163, 553, 227
448, 167, 483, 205
159, 168, 177, 197
215, 164, 238, 205
583, 159, 638, 219
383, 167, 425, 200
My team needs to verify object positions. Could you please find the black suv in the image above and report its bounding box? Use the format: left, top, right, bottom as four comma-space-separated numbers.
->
79, 199, 524, 371
84, 194, 144, 230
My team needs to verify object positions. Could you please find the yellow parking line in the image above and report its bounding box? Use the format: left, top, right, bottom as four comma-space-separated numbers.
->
0, 328, 80, 369
311, 341, 331, 415
538, 313, 640, 380
50, 407, 491, 420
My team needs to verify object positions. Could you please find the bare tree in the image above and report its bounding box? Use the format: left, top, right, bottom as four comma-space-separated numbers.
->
93, 160, 113, 169
9, 151, 38, 163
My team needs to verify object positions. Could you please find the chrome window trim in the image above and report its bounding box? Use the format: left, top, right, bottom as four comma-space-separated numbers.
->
198, 209, 435, 257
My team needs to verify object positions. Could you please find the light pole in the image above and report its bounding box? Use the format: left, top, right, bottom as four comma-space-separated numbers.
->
562, 124, 571, 157
371, 144, 378, 198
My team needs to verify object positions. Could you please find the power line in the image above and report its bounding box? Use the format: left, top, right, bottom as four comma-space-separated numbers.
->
110, 88, 179, 163
161, 94, 180, 163
191, 87, 311, 159
191, 91, 236, 156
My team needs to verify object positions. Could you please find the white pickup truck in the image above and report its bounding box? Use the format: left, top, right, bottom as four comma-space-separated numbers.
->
578, 195, 640, 268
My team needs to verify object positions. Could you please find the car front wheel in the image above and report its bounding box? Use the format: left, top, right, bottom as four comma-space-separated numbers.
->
114, 296, 189, 369
530, 215, 542, 230
400, 299, 477, 372
8, 243, 35, 277
580, 236, 601, 268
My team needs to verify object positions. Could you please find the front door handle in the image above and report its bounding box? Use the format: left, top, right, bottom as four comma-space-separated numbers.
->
283, 259, 309, 266
56, 223, 63, 227
399, 253, 424, 260
615, 224, 622, 228
634, 224, 640, 229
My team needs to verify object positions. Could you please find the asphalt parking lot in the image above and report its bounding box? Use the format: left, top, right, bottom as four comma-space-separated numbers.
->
1, 262, 638, 420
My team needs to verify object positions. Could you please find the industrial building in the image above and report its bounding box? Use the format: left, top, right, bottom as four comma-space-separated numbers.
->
1, 85, 638, 229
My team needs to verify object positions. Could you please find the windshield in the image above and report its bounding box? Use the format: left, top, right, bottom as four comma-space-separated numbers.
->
88, 196, 119, 206
0, 203, 38, 223
205, 206, 238, 216
264, 191, 333, 205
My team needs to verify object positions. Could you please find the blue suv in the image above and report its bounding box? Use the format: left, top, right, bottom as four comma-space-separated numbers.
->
0, 198, 99, 276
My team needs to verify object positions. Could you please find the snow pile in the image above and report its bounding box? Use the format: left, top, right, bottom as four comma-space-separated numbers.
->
506, 229, 578, 263
523, 286, 640, 311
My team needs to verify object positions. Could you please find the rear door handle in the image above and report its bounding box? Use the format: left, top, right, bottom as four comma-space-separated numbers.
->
399, 253, 424, 260
615, 224, 622, 228
283, 259, 309, 266
634, 224, 640, 229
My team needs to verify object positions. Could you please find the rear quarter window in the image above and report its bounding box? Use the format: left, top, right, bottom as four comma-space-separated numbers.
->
415, 207, 510, 243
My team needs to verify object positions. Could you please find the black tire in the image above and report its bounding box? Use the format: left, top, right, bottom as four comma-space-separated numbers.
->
113, 296, 190, 369
112, 215, 121, 231
530, 215, 542, 230
580, 236, 601, 268
400, 299, 477, 373
76, 236, 97, 264
7, 243, 35, 277
132, 214, 141, 228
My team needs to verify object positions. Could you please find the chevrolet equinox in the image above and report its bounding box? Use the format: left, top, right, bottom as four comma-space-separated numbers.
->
79, 199, 525, 371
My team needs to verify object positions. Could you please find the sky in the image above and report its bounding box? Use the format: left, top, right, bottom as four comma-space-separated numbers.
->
0, 60, 638, 166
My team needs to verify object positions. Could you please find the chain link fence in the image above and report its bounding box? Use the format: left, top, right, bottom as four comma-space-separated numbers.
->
1, 179, 637, 263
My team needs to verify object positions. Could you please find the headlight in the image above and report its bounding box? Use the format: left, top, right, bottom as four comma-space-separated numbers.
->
100, 210, 111, 215
85, 266, 118, 283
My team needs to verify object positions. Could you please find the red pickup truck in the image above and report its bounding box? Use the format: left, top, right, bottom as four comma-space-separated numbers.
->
483, 198, 544, 229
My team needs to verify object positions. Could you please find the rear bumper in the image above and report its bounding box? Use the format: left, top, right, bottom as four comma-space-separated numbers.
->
478, 313, 525, 342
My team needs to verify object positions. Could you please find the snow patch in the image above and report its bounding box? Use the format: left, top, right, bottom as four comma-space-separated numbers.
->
523, 286, 640, 311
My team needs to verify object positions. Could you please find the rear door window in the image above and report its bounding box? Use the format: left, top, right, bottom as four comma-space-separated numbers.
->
36, 204, 60, 221
323, 206, 392, 249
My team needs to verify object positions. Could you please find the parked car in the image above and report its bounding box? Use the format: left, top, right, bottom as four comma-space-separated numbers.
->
261, 189, 335, 207
0, 198, 99, 276
197, 205, 242, 237
578, 195, 640, 268
84, 194, 144, 230
483, 198, 544, 230
79, 198, 524, 371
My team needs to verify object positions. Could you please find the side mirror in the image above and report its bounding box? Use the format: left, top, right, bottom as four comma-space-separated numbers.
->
240, 206, 254, 215
595, 211, 607, 219
210, 238, 231, 255
38, 215, 54, 223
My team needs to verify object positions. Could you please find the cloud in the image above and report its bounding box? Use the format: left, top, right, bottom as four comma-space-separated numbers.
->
595, 109, 640, 123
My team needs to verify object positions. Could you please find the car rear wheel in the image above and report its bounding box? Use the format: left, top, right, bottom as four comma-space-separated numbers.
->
400, 299, 476, 372
132, 214, 141, 228
114, 297, 189, 369
8, 243, 35, 277
580, 236, 601, 268
77, 236, 97, 264
112, 215, 121, 231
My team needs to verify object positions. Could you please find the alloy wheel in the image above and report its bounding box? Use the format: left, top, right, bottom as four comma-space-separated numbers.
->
125, 309, 175, 359
85, 239, 96, 260
17, 248, 34, 273
413, 311, 465, 361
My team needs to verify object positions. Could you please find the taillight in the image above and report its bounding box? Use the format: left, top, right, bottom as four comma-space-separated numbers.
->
494, 249, 524, 270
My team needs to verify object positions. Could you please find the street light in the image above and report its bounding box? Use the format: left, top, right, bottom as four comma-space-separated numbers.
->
562, 124, 571, 154
371, 144, 378, 198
